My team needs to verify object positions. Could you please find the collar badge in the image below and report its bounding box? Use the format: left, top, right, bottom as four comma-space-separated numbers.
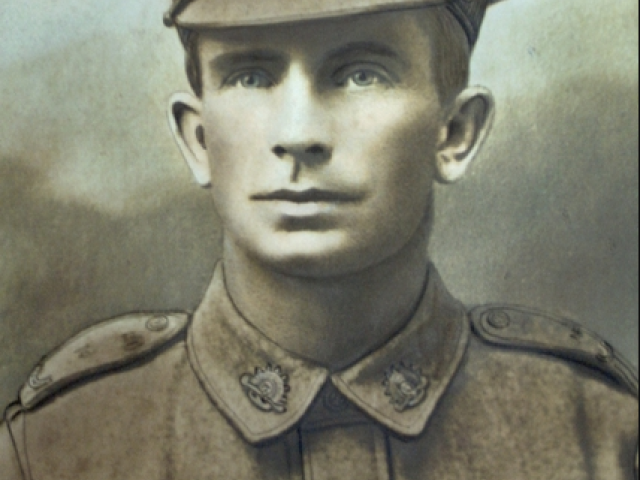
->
383, 362, 430, 412
240, 364, 290, 414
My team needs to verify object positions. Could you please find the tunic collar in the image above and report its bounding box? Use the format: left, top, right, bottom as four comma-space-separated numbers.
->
187, 262, 469, 444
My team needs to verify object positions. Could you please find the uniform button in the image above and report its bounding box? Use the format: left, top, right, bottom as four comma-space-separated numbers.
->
487, 310, 511, 329
146, 315, 169, 332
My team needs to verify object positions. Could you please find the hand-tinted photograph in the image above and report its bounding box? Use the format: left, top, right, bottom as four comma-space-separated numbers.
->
1, 1, 637, 478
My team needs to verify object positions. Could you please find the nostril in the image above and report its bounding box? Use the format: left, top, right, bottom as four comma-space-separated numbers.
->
306, 144, 325, 155
272, 146, 286, 157
272, 144, 331, 159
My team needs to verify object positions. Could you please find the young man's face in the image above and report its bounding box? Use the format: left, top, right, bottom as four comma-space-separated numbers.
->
187, 10, 453, 277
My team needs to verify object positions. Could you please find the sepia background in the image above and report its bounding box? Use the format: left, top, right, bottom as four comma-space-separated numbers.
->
0, 0, 637, 406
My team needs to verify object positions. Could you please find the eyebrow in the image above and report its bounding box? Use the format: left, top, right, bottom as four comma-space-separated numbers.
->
324, 41, 407, 67
209, 49, 287, 73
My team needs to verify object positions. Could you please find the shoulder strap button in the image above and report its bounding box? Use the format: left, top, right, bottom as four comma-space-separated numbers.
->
485, 310, 511, 329
146, 315, 170, 332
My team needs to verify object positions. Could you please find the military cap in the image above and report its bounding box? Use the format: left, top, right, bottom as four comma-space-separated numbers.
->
164, 0, 504, 47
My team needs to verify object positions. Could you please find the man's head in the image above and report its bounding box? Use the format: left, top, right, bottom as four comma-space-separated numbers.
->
166, 2, 495, 278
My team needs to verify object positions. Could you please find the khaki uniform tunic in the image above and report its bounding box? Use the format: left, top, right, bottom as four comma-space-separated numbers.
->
1, 264, 637, 479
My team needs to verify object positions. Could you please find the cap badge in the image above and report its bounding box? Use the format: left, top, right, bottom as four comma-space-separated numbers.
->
240, 364, 290, 413
383, 362, 429, 412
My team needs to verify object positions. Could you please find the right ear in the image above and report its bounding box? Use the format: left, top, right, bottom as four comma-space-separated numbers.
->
168, 92, 211, 187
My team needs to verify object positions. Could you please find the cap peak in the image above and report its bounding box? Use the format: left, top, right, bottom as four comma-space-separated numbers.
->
164, 0, 505, 46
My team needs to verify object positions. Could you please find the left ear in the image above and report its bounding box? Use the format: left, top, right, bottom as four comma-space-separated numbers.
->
435, 86, 495, 183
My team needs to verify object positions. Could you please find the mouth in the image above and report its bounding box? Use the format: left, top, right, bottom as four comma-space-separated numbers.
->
251, 188, 362, 204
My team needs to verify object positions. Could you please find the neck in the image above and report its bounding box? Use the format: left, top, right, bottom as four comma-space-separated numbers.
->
222, 228, 430, 371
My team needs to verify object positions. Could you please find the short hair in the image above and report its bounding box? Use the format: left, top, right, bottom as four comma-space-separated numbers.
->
181, 28, 203, 97
416, 7, 471, 104
179, 6, 470, 103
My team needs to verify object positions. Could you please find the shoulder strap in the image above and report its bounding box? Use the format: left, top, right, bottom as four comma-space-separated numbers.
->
469, 304, 638, 397
19, 312, 189, 409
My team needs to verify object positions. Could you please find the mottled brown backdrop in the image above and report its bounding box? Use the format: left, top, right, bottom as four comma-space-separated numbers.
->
0, 0, 637, 406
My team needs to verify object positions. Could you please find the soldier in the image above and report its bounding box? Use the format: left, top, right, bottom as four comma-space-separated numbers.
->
1, 0, 637, 479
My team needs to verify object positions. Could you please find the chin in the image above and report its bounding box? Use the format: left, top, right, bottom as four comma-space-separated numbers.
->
249, 231, 393, 279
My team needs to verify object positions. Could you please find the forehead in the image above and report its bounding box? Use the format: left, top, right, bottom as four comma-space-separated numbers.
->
197, 9, 436, 62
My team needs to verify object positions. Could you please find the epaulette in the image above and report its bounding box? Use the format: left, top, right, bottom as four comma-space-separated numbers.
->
18, 312, 190, 409
469, 304, 638, 397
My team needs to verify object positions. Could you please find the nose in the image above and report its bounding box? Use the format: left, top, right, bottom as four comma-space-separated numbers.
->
269, 66, 333, 174
271, 143, 331, 164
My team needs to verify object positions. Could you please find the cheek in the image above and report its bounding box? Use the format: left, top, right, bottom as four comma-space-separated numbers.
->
334, 94, 440, 189
201, 96, 269, 186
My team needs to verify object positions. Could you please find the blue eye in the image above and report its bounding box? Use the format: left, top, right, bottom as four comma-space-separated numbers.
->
337, 66, 390, 89
230, 71, 273, 88
349, 70, 378, 87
